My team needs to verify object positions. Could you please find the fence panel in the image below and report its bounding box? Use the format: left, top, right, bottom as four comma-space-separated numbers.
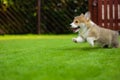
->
0, 0, 36, 34
0, 0, 88, 34
40, 0, 88, 34
89, 0, 120, 30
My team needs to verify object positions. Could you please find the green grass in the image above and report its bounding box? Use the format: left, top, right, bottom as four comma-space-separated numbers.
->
0, 35, 120, 80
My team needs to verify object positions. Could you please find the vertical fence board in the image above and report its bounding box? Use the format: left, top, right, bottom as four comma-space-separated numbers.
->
37, 0, 41, 34
104, 0, 107, 28
98, 0, 102, 26
114, 0, 118, 30
109, 0, 114, 29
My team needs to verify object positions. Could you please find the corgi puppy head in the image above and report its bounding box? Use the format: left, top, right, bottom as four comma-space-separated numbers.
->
70, 12, 91, 32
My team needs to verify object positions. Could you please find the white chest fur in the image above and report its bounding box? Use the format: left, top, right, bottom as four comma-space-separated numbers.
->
78, 24, 90, 38
78, 21, 95, 38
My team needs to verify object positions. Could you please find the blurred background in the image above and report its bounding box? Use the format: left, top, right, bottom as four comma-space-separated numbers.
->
0, 0, 88, 34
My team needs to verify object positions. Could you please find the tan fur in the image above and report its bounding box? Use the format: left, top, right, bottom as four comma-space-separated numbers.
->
71, 12, 119, 48
87, 23, 119, 48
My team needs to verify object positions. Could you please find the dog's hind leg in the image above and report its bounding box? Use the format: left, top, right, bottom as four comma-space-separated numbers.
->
111, 32, 119, 48
111, 40, 119, 48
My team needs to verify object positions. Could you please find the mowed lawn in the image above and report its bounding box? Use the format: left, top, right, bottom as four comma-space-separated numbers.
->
0, 35, 120, 80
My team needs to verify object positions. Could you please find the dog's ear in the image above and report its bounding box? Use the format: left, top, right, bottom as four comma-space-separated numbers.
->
80, 13, 84, 16
84, 11, 91, 20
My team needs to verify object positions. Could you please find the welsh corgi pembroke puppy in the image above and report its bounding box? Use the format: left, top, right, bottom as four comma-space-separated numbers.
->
70, 12, 119, 48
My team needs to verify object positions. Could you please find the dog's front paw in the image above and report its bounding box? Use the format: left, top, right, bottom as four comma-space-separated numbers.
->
72, 38, 77, 43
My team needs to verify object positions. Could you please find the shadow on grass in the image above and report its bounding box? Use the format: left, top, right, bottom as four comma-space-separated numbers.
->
61, 46, 112, 52
80, 47, 100, 50
61, 46, 100, 51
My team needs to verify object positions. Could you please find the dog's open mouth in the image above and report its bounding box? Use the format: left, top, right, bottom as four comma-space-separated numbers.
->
71, 27, 80, 32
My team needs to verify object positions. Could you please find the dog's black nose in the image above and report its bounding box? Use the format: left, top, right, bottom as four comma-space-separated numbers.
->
78, 26, 80, 28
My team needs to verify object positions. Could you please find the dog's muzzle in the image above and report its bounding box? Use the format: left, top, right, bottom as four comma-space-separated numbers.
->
70, 26, 80, 32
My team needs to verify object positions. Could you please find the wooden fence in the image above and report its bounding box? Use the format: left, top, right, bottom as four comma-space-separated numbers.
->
89, 0, 120, 30
1, 0, 120, 34
0, 0, 36, 34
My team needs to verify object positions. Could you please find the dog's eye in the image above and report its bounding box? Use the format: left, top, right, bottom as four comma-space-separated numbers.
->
75, 21, 78, 23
